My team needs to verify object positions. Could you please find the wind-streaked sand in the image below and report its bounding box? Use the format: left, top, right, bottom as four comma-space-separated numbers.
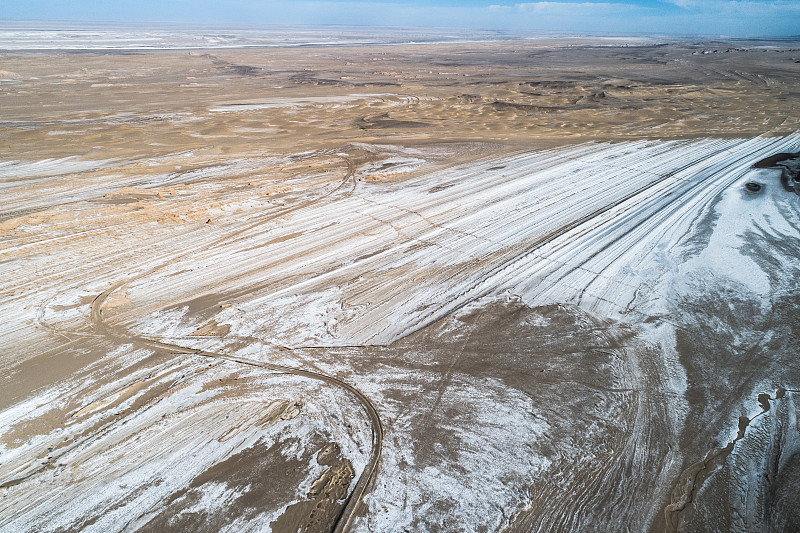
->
2, 33, 800, 532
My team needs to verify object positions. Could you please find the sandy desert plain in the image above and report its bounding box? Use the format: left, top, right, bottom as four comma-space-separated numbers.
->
1, 27, 800, 533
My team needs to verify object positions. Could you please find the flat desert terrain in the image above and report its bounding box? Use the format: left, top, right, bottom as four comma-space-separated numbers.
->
1, 30, 800, 532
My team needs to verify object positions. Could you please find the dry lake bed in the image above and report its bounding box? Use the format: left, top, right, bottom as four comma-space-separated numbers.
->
1, 28, 800, 532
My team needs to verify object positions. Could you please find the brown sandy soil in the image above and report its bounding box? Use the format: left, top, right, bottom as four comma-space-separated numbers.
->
2, 40, 800, 163
1, 36, 800, 533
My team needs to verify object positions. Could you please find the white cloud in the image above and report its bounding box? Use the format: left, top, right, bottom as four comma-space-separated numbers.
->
662, 0, 696, 8
514, 2, 642, 15
663, 0, 800, 13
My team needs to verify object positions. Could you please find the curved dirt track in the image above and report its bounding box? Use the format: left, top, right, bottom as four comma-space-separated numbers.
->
89, 284, 383, 533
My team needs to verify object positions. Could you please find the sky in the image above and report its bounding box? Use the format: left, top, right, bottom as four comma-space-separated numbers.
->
3, 0, 800, 37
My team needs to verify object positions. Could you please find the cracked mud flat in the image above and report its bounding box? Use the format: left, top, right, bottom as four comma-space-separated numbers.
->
2, 31, 800, 532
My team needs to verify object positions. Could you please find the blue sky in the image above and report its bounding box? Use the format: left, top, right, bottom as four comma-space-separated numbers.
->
3, 1, 799, 36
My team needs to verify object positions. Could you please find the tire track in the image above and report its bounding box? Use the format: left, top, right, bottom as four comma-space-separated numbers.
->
89, 281, 382, 533
26, 152, 381, 532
